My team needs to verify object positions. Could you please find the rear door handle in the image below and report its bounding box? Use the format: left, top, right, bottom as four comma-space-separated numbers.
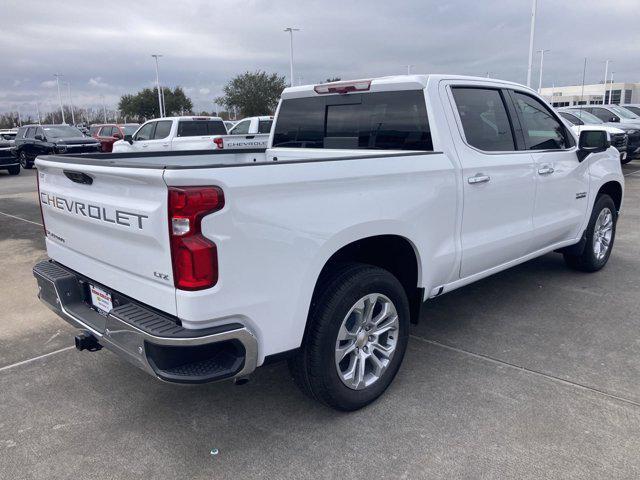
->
468, 174, 491, 184
538, 166, 555, 175
141, 144, 149, 148
162, 143, 170, 147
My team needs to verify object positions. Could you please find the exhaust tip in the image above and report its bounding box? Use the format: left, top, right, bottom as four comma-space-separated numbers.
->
75, 333, 102, 352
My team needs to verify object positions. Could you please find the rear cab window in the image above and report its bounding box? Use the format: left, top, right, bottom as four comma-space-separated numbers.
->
272, 90, 432, 151
177, 120, 227, 137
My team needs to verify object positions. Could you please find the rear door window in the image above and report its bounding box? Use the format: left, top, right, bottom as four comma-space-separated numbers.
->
451, 87, 515, 151
272, 90, 432, 150
100, 126, 114, 137
177, 120, 227, 136
25, 127, 36, 139
153, 121, 173, 139
512, 92, 571, 150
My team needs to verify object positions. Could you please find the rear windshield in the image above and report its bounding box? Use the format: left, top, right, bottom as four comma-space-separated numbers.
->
272, 90, 432, 150
258, 120, 273, 134
177, 120, 227, 137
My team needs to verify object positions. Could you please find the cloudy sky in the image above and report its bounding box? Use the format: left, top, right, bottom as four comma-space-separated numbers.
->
2, 0, 639, 118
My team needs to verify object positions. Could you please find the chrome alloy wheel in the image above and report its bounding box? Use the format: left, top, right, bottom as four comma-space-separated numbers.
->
593, 207, 614, 261
335, 293, 399, 390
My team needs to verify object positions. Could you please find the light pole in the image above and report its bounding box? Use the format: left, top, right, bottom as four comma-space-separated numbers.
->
64, 82, 76, 125
17, 109, 22, 127
284, 27, 300, 87
609, 71, 615, 105
526, 0, 537, 87
405, 65, 415, 75
35, 102, 41, 125
54, 73, 66, 124
537, 49, 550, 92
151, 54, 164, 117
603, 60, 611, 104
101, 95, 107, 122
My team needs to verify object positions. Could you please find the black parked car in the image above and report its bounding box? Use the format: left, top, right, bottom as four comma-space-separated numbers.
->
0, 130, 20, 175
12, 124, 101, 169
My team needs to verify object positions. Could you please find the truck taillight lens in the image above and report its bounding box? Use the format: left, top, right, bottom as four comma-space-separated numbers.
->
168, 186, 224, 291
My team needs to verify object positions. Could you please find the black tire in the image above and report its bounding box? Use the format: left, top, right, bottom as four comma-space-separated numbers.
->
621, 154, 632, 165
564, 194, 617, 272
7, 165, 20, 175
288, 263, 410, 411
19, 151, 33, 169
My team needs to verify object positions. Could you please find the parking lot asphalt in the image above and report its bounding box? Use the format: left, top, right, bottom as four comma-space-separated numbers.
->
1, 165, 639, 479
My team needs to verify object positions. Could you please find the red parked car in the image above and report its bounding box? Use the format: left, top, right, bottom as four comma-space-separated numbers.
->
91, 124, 140, 152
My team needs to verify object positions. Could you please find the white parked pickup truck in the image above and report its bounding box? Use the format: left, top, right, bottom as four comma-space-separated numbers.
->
111, 116, 267, 153
34, 75, 623, 411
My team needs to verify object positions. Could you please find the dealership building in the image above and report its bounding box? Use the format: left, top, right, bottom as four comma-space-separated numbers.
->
540, 82, 640, 107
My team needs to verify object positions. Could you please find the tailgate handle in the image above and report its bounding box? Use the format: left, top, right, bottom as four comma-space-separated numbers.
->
63, 170, 93, 185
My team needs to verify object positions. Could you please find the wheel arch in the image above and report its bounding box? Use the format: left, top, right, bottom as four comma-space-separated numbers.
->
597, 180, 623, 213
307, 234, 424, 329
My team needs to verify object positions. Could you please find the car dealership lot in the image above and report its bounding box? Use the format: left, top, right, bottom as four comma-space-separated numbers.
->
1, 166, 640, 479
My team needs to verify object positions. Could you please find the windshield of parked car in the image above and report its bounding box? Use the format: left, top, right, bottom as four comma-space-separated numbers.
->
609, 105, 639, 119
122, 125, 139, 135
567, 110, 604, 124
42, 126, 84, 138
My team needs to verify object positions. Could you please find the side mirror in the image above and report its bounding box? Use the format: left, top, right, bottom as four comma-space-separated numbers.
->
124, 134, 134, 144
113, 133, 123, 140
35, 134, 45, 141
577, 130, 609, 162
609, 116, 620, 123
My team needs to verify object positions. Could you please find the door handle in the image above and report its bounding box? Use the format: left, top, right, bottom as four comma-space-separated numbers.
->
468, 174, 491, 184
162, 143, 170, 147
537, 166, 555, 175
141, 144, 149, 148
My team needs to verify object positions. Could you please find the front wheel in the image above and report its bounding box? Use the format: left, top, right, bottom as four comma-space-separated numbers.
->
7, 165, 20, 175
564, 194, 617, 272
288, 263, 410, 411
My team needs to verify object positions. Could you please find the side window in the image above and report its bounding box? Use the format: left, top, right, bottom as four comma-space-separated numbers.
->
591, 108, 616, 122
100, 126, 113, 137
135, 122, 155, 141
35, 127, 44, 139
512, 92, 569, 150
231, 120, 251, 135
25, 127, 35, 139
451, 87, 515, 151
257, 120, 273, 134
153, 121, 172, 139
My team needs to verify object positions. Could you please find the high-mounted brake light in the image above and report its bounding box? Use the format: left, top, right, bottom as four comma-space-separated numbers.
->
314, 80, 371, 95
168, 186, 225, 291
213, 137, 224, 149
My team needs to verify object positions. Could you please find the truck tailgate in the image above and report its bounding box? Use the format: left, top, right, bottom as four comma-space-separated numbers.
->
36, 157, 177, 315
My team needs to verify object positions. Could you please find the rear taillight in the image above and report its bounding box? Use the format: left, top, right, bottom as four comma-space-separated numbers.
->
168, 186, 225, 291
35, 171, 46, 235
213, 137, 224, 149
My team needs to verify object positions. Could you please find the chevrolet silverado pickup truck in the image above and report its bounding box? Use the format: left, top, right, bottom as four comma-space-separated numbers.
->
33, 75, 624, 411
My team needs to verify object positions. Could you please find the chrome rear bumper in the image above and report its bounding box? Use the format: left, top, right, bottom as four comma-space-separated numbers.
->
33, 260, 258, 384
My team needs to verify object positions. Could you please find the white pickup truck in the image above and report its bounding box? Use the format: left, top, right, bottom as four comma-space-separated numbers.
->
33, 75, 623, 411
111, 116, 267, 153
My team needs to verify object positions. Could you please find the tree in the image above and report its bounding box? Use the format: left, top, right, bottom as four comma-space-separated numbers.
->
118, 86, 193, 121
216, 71, 287, 117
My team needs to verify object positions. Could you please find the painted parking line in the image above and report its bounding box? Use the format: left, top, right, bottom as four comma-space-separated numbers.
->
410, 334, 640, 409
623, 168, 640, 177
0, 210, 43, 227
0, 346, 74, 374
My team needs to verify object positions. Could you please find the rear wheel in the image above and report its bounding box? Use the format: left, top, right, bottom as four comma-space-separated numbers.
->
288, 263, 410, 411
564, 194, 617, 272
19, 151, 32, 169
7, 165, 20, 175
